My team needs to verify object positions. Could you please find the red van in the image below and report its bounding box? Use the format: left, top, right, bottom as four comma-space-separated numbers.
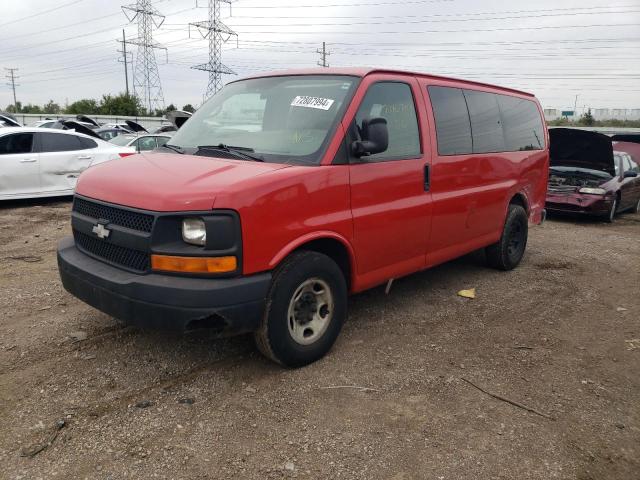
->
57, 68, 549, 367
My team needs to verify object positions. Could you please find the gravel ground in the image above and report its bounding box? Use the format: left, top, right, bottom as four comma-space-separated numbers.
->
0, 198, 638, 480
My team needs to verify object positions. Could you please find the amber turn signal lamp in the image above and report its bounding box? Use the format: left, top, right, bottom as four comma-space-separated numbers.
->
151, 255, 237, 273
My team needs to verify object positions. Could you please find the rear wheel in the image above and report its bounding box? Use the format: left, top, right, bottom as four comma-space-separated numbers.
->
254, 251, 347, 367
605, 197, 618, 223
630, 196, 640, 214
486, 204, 528, 271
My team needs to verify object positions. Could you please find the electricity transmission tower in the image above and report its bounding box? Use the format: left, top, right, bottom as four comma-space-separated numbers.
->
317, 42, 330, 67
190, 0, 238, 100
5, 68, 19, 111
122, 0, 166, 113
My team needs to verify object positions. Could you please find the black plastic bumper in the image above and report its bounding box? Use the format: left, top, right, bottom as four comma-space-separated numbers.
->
57, 236, 271, 333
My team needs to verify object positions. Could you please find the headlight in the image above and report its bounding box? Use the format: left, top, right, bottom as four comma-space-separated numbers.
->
578, 187, 606, 195
182, 218, 206, 246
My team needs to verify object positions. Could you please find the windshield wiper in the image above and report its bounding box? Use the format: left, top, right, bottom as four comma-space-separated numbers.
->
160, 143, 185, 154
196, 144, 264, 162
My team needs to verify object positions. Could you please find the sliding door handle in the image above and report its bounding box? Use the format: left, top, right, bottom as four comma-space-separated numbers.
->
20, 158, 37, 163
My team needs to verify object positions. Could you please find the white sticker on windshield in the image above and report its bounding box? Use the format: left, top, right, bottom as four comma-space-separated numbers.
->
290, 96, 335, 110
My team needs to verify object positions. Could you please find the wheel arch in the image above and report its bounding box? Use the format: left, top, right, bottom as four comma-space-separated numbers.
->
269, 232, 356, 291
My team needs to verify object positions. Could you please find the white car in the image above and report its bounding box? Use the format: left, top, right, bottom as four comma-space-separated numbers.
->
0, 127, 135, 200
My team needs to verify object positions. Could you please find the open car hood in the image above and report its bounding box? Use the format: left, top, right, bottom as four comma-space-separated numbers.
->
125, 120, 148, 133
549, 128, 615, 176
76, 115, 100, 127
61, 120, 102, 139
0, 114, 21, 127
166, 110, 192, 128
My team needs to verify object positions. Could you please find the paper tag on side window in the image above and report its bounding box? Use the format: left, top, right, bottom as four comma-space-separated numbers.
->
290, 96, 334, 110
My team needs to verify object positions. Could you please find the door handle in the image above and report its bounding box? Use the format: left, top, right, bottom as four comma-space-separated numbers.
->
77, 155, 93, 160
423, 164, 430, 191
20, 158, 37, 163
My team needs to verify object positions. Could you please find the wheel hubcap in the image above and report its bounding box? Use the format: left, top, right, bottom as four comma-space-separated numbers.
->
507, 221, 525, 258
287, 278, 333, 345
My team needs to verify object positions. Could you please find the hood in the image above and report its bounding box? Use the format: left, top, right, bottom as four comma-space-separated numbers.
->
166, 110, 192, 128
549, 128, 615, 176
76, 115, 100, 127
62, 120, 102, 139
75, 152, 291, 211
611, 134, 640, 144
0, 114, 21, 127
125, 120, 148, 133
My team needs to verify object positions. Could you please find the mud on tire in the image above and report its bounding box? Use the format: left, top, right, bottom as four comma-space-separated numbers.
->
486, 204, 529, 271
254, 251, 347, 368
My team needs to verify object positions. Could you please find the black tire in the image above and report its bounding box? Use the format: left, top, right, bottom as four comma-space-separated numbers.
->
486, 204, 528, 271
254, 251, 347, 367
605, 197, 618, 223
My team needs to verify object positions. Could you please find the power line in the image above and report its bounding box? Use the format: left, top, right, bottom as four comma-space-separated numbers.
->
117, 29, 132, 96
122, 0, 166, 112
317, 42, 330, 67
189, 0, 238, 99
5, 68, 19, 109
229, 23, 640, 35
0, 0, 84, 28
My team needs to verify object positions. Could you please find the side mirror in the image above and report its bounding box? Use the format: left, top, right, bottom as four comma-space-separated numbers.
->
623, 170, 638, 178
351, 117, 388, 158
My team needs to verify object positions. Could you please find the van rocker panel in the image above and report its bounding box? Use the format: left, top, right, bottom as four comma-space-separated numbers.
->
57, 236, 271, 332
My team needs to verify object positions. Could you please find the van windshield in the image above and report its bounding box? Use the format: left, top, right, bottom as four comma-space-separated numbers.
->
168, 75, 358, 165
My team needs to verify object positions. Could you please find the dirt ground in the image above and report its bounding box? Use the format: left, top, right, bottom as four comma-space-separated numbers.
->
0, 198, 638, 480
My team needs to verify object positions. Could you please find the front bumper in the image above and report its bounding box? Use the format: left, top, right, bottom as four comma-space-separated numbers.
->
57, 236, 271, 333
545, 193, 613, 216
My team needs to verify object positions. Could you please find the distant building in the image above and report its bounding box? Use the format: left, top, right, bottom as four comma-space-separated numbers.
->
544, 108, 640, 121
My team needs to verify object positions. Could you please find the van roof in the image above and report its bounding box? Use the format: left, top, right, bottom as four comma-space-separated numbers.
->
237, 67, 535, 98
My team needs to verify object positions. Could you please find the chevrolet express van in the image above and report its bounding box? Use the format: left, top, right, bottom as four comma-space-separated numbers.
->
57, 68, 549, 367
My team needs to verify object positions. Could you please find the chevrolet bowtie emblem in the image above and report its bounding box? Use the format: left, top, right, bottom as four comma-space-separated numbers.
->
92, 223, 111, 239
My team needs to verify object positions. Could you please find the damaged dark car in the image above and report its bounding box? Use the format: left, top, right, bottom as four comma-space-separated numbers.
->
546, 128, 640, 222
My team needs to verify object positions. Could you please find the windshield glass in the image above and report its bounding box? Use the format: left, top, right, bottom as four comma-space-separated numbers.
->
109, 135, 135, 146
169, 75, 358, 165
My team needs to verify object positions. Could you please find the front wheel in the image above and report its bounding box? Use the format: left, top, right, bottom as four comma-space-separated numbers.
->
254, 251, 347, 367
630, 196, 640, 214
485, 204, 529, 271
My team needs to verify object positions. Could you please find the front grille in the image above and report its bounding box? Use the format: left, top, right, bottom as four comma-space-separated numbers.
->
73, 197, 154, 233
74, 230, 150, 272
548, 184, 577, 194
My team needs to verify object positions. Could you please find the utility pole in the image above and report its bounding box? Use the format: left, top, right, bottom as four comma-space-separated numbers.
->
122, 1, 166, 113
5, 68, 19, 111
317, 42, 330, 68
117, 29, 131, 96
573, 94, 578, 119
190, 0, 238, 100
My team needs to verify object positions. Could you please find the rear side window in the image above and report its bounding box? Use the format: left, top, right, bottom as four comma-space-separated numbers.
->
463, 89, 505, 154
78, 137, 98, 149
157, 136, 170, 147
40, 133, 82, 152
497, 95, 545, 151
354, 82, 421, 161
427, 86, 472, 155
0, 133, 33, 154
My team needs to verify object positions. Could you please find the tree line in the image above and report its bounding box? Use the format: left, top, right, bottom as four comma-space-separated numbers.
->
4, 92, 196, 117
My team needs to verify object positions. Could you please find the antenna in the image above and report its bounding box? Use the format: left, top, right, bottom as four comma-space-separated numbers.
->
189, 0, 238, 100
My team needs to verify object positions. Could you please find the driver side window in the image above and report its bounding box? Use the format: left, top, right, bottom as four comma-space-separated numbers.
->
352, 81, 421, 162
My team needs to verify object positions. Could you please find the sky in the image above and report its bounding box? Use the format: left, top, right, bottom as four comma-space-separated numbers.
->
0, 0, 639, 113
